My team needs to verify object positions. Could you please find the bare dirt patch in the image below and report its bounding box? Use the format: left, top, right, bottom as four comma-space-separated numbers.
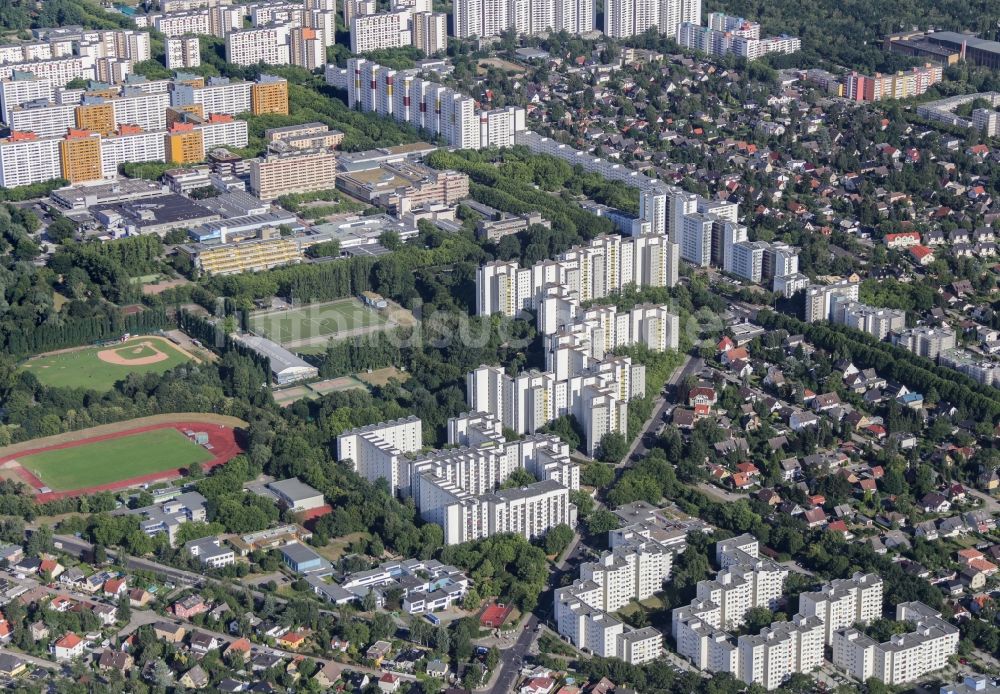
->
98, 340, 170, 366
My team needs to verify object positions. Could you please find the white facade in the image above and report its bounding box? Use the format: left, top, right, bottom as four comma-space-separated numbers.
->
350, 10, 408, 54
100, 128, 167, 178
172, 78, 252, 116
154, 11, 212, 37
225, 27, 291, 66
0, 135, 61, 187
605, 0, 700, 38
0, 77, 54, 124
453, 0, 593, 38
112, 90, 170, 132
672, 535, 838, 690
476, 233, 679, 318
798, 573, 883, 645
804, 280, 860, 323
345, 58, 517, 150
338, 412, 578, 545
9, 102, 75, 139
165, 36, 202, 69
832, 603, 958, 686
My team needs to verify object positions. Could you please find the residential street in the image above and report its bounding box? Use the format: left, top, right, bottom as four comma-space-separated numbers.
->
619, 353, 703, 468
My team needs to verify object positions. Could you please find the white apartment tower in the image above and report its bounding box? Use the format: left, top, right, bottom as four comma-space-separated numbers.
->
165, 36, 201, 69
605, 0, 701, 38
453, 0, 594, 38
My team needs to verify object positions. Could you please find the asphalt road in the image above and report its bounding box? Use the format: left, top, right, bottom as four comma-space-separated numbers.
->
480, 613, 538, 694
619, 354, 703, 468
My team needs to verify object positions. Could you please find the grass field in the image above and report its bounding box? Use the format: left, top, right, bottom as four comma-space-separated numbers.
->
249, 298, 389, 346
17, 429, 212, 491
21, 337, 193, 391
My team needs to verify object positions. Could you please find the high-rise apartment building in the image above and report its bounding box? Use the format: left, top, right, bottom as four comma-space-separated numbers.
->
249, 148, 337, 200
798, 573, 883, 645
165, 122, 205, 164
338, 412, 578, 545
59, 129, 103, 184
672, 535, 833, 690
832, 603, 958, 686
100, 125, 167, 178
350, 10, 408, 54
225, 27, 291, 66
453, 0, 593, 38
344, 0, 377, 25
344, 58, 500, 149
172, 77, 251, 116
165, 36, 201, 69
75, 98, 117, 135
251, 75, 289, 115
290, 27, 326, 70
804, 280, 860, 323
0, 131, 62, 187
154, 11, 212, 37
893, 326, 957, 359
604, 0, 700, 39
0, 75, 54, 124
412, 12, 447, 55
9, 100, 76, 139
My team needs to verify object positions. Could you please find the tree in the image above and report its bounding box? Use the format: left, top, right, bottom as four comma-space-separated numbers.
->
543, 523, 574, 556
585, 509, 620, 537
598, 431, 628, 463
379, 230, 402, 251
361, 589, 377, 612
462, 664, 485, 689
742, 607, 774, 634
581, 462, 614, 488
117, 595, 132, 623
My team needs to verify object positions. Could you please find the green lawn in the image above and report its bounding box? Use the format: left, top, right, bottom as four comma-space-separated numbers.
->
18, 429, 212, 491
21, 339, 192, 391
249, 298, 388, 345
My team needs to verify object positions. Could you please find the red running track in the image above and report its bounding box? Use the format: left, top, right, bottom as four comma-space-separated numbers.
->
0, 422, 243, 502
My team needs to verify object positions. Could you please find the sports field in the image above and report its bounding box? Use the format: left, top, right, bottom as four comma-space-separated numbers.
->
16, 428, 212, 492
249, 298, 391, 348
21, 336, 195, 391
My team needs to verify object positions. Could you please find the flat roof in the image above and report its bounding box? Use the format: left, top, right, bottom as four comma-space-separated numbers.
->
95, 194, 218, 228
268, 477, 322, 503
280, 542, 323, 564
235, 334, 315, 374
928, 31, 1000, 55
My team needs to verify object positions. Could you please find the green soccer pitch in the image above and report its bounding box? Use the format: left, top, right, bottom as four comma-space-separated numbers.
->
17, 428, 212, 492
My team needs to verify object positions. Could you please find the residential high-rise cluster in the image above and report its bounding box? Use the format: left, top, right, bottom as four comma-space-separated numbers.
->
677, 13, 801, 60
476, 234, 679, 318
843, 64, 943, 102
804, 280, 907, 340
467, 354, 645, 456
672, 535, 842, 690
0, 27, 151, 87
336, 412, 579, 545
0, 73, 286, 188
553, 502, 701, 664
603, 0, 700, 39
453, 0, 595, 39
539, 296, 681, 369
893, 326, 958, 359
339, 58, 526, 150
832, 602, 959, 686
555, 544, 669, 664
514, 131, 798, 294
349, 0, 447, 55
